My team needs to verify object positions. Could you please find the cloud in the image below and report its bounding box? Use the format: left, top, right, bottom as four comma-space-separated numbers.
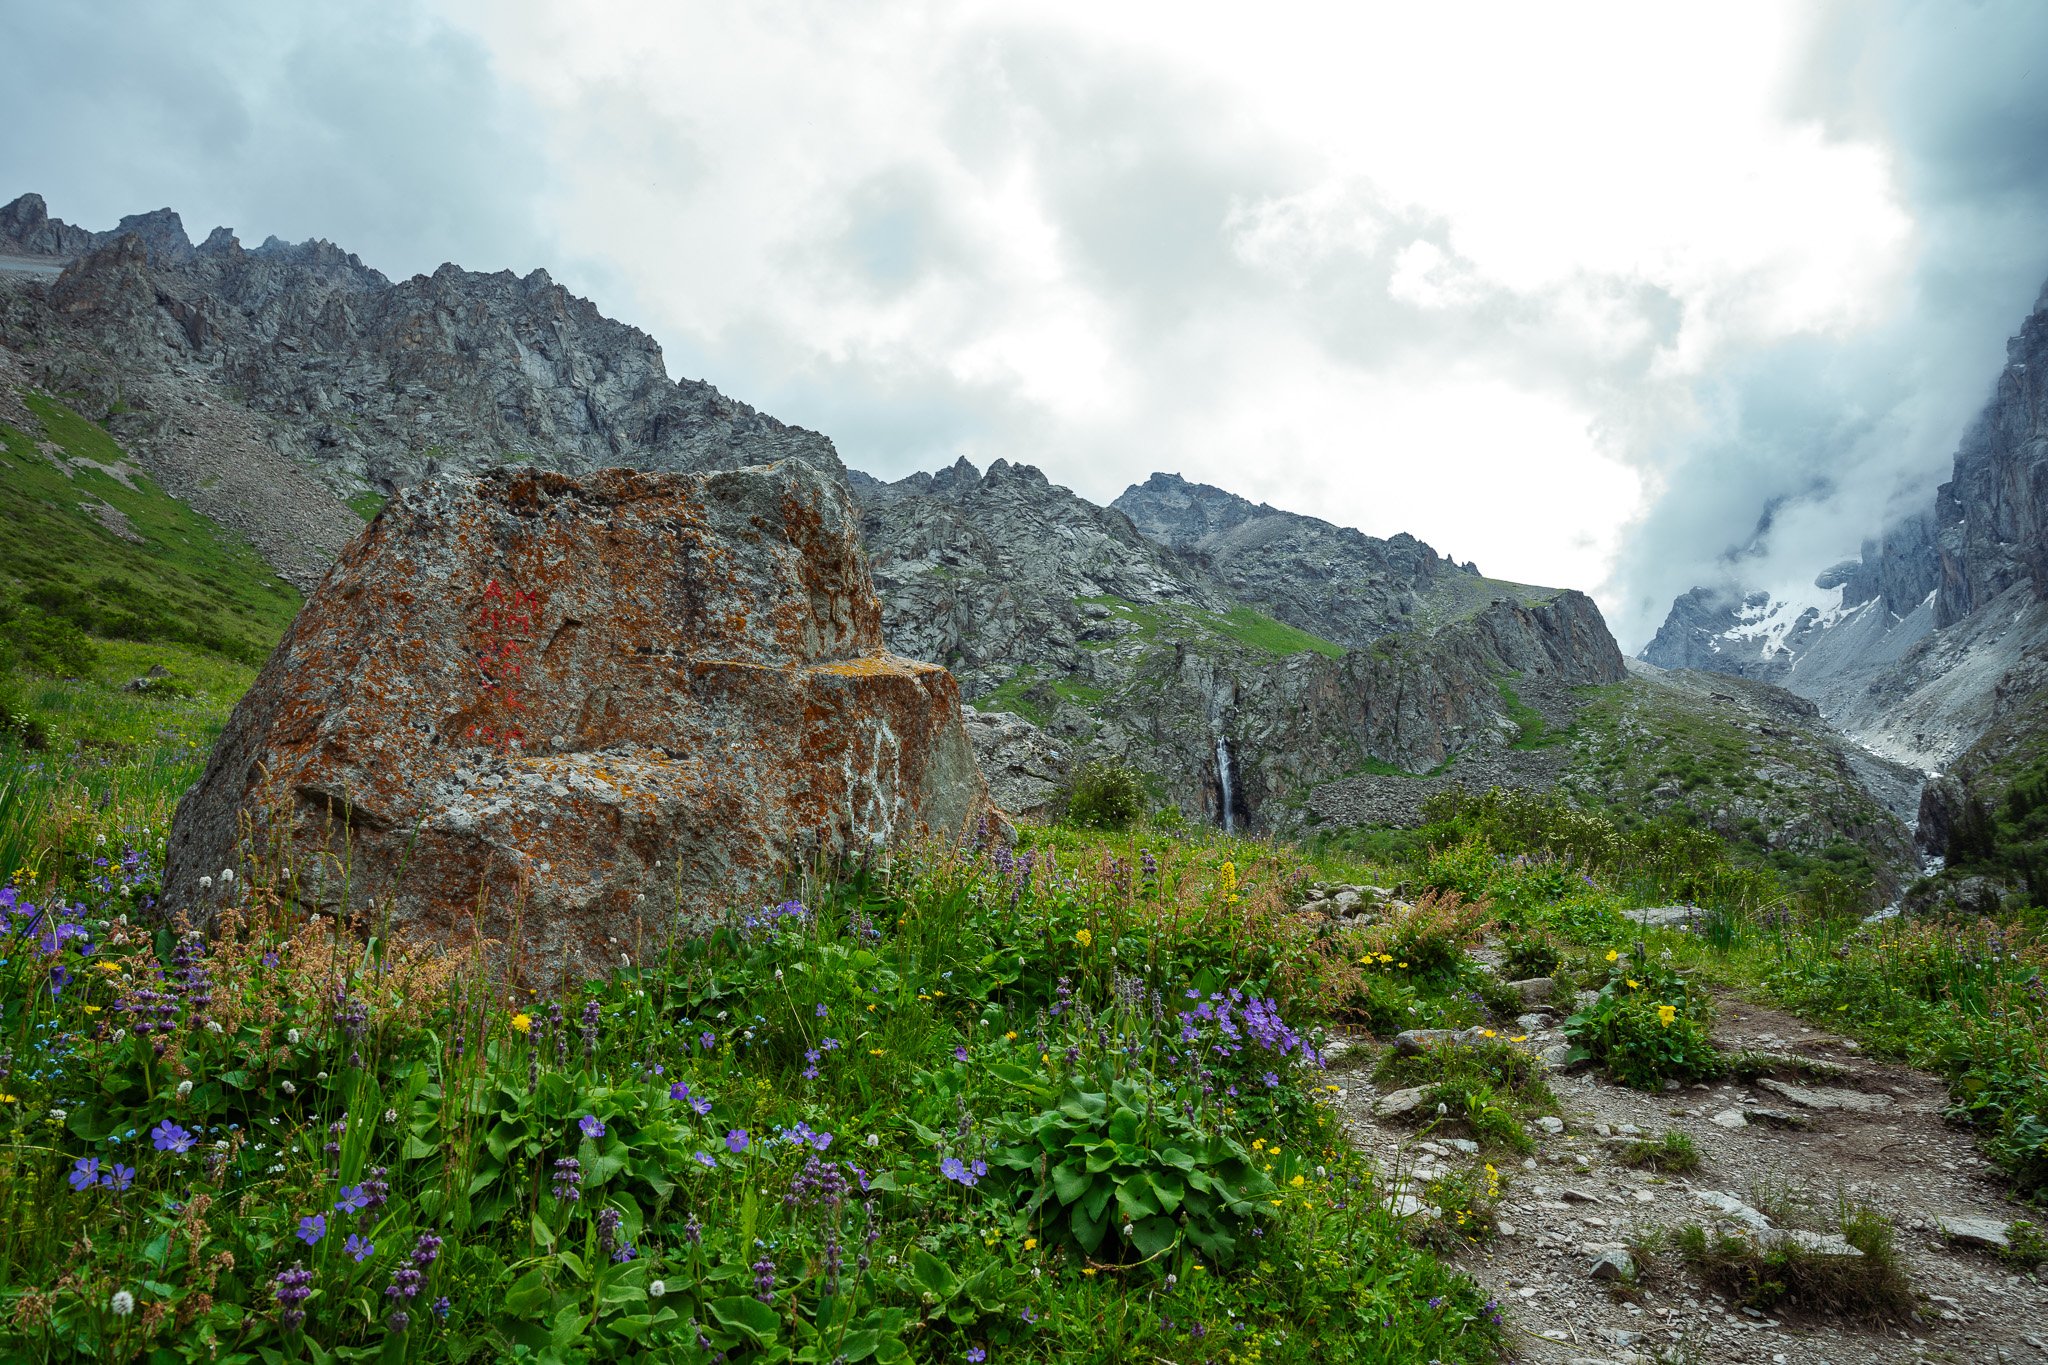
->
1602, 0, 2048, 645
7, 1, 2048, 653
0, 0, 556, 280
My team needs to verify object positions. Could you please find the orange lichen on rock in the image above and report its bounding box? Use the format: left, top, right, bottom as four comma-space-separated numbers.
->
162, 461, 997, 978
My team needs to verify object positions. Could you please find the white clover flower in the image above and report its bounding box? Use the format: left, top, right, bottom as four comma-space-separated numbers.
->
268, 1163, 285, 1173
384, 1109, 398, 1124
198, 876, 213, 892
866, 1133, 880, 1148
205, 1020, 223, 1034
214, 1139, 228, 1151
176, 1080, 193, 1099
220, 868, 234, 884
648, 1281, 666, 1298
96, 833, 107, 846
48, 1108, 66, 1122
280, 1080, 296, 1095
119, 885, 131, 898
316, 1072, 328, 1082
110, 1290, 134, 1317
286, 1028, 301, 1045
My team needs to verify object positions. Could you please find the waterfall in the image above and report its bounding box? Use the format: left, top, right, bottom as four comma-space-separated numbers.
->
1215, 735, 1236, 835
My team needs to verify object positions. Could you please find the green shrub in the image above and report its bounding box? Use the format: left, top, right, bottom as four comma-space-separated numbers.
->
1563, 948, 1722, 1090
993, 1075, 1274, 1266
1499, 927, 1561, 980
1617, 1129, 1700, 1174
1674, 1201, 1913, 1319
1064, 758, 1147, 830
0, 598, 97, 676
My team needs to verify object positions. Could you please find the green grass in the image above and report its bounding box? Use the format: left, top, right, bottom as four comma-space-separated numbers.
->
1079, 596, 1346, 659
0, 393, 301, 666
346, 490, 388, 522
1495, 678, 1563, 750
0, 801, 1508, 1362
975, 666, 1051, 725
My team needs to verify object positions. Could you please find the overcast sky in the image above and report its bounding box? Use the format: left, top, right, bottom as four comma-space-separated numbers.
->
8, 0, 2047, 648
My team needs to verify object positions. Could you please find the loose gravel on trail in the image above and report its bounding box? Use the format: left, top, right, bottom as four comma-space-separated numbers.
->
1332, 991, 2048, 1364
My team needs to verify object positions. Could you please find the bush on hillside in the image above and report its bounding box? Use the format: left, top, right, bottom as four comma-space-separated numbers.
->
1064, 758, 1147, 830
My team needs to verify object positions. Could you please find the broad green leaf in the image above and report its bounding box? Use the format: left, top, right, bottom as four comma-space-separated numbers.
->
910, 1248, 959, 1300
1130, 1214, 1178, 1258
709, 1294, 782, 1344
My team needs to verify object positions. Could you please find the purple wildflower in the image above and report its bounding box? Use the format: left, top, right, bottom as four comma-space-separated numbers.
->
344, 1234, 375, 1263
578, 1114, 605, 1140
68, 1157, 101, 1192
693, 1151, 716, 1169
725, 1128, 750, 1154
102, 1163, 134, 1192
296, 1214, 327, 1246
150, 1120, 193, 1153
273, 1261, 314, 1331
334, 1184, 369, 1215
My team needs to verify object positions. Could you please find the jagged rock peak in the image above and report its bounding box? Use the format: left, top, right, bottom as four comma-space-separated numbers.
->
0, 191, 845, 492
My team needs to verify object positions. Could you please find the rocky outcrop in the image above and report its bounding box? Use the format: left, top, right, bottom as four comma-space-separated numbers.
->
0, 193, 845, 517
162, 461, 992, 977
961, 707, 1071, 822
857, 458, 1626, 829
1111, 471, 1477, 648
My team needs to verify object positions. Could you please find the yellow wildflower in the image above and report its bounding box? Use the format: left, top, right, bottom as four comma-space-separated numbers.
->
82, 1005, 101, 1014
511, 1012, 534, 1034
1605, 950, 1619, 963
1075, 929, 1093, 948
1511, 1035, 1528, 1043
1479, 1029, 1496, 1038
1024, 1237, 1038, 1251
1289, 1174, 1305, 1188
1626, 979, 1640, 990
1082, 1267, 1098, 1277
1252, 1138, 1265, 1151
1656, 1004, 1677, 1027
96, 961, 121, 974
869, 1048, 885, 1056
1005, 1031, 1018, 1041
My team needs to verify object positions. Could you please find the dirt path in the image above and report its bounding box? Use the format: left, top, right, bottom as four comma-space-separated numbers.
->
1331, 992, 2048, 1364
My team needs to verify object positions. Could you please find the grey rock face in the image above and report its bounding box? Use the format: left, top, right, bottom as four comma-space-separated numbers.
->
960, 706, 1070, 821
0, 194, 844, 512
856, 456, 1627, 830
1111, 471, 1472, 649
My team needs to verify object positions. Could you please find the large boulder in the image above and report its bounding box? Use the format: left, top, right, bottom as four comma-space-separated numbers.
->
163, 461, 994, 976
960, 706, 1070, 821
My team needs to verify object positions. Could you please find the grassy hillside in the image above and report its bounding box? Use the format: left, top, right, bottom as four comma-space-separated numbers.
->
0, 387, 287, 881
0, 394, 301, 667
1560, 671, 1914, 901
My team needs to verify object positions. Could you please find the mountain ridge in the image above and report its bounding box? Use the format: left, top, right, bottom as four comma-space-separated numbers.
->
0, 191, 1908, 883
